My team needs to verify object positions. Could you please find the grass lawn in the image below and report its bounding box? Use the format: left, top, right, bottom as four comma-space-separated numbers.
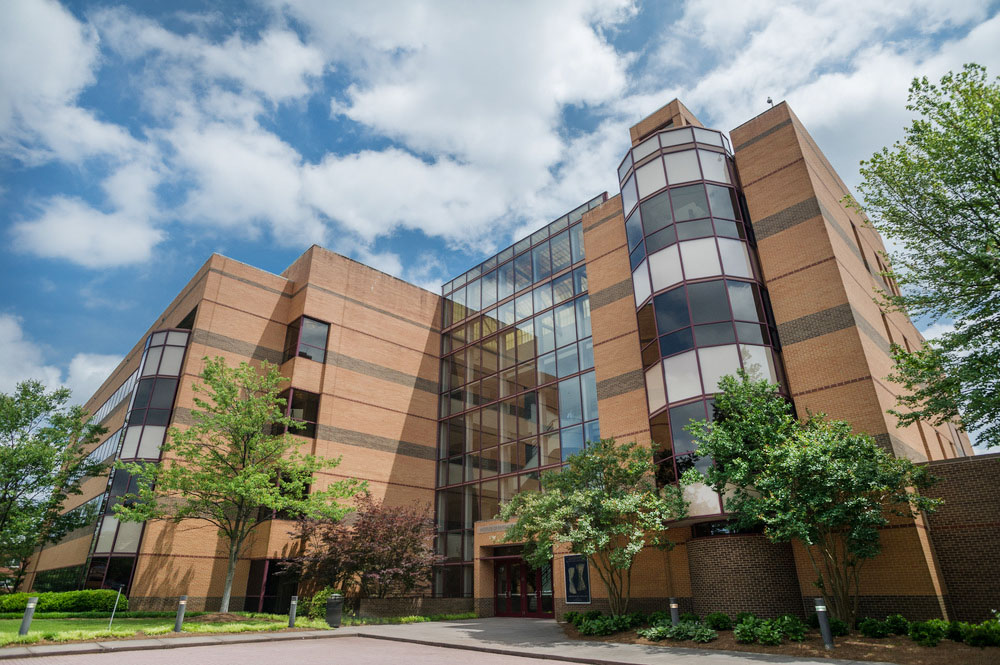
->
0, 618, 171, 635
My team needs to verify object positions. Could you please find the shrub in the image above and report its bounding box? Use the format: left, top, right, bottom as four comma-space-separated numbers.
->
637, 625, 671, 641
638, 620, 716, 643
908, 619, 949, 647
946, 620, 969, 642
963, 620, 1000, 648
885, 613, 910, 635
304, 587, 343, 620
774, 614, 806, 642
577, 613, 644, 636
754, 621, 784, 646
0, 590, 126, 613
690, 624, 718, 643
733, 618, 759, 644
829, 617, 849, 637
703, 612, 732, 631
678, 611, 699, 623
807, 612, 820, 629
858, 618, 892, 638
734, 611, 756, 626
647, 610, 670, 626
563, 611, 580, 626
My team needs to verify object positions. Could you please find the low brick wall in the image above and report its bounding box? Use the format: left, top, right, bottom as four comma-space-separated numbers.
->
687, 534, 802, 618
357, 596, 474, 618
554, 596, 692, 621
129, 595, 246, 612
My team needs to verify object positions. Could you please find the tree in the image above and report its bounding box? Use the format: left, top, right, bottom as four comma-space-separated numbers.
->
499, 438, 687, 616
287, 492, 441, 600
0, 381, 106, 591
852, 63, 1000, 447
689, 371, 940, 625
114, 357, 364, 612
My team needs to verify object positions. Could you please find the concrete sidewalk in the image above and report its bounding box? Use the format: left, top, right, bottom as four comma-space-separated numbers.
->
352, 618, 897, 665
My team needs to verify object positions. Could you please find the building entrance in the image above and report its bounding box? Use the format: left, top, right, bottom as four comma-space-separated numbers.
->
493, 559, 553, 617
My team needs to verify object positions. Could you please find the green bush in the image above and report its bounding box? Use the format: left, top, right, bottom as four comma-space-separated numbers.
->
828, 617, 849, 637
946, 620, 969, 642
733, 618, 760, 644
858, 618, 892, 638
908, 619, 949, 647
678, 611, 699, 623
885, 613, 910, 635
638, 620, 716, 643
0, 590, 126, 613
755, 621, 784, 646
734, 611, 756, 626
303, 587, 343, 620
576, 613, 644, 636
963, 620, 1000, 648
774, 615, 806, 642
646, 610, 670, 626
703, 611, 732, 631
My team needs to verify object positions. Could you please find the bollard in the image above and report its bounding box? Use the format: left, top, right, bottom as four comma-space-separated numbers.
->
18, 597, 38, 636
814, 597, 834, 650
289, 596, 298, 628
668, 597, 680, 626
174, 595, 188, 632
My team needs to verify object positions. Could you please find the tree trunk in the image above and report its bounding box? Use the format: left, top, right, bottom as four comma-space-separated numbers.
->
219, 539, 241, 613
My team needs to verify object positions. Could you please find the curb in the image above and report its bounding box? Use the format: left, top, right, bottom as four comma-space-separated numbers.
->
0, 629, 354, 660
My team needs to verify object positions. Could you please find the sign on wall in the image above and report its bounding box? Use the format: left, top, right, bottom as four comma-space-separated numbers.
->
563, 555, 591, 604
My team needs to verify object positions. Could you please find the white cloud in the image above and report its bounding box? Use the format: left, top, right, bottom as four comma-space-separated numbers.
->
0, 314, 119, 405
919, 321, 956, 341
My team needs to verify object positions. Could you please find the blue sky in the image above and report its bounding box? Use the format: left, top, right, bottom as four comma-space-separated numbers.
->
1, 0, 998, 426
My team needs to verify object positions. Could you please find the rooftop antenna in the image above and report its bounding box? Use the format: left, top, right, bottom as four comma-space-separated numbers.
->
767, 97, 774, 108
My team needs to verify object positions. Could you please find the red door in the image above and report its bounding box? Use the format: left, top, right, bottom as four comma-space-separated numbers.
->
494, 559, 553, 617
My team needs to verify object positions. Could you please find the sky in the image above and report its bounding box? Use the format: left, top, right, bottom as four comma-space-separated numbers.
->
1, 0, 998, 442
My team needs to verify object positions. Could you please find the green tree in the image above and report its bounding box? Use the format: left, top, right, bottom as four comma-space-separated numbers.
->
853, 63, 1000, 447
114, 357, 364, 612
1, 381, 106, 591
500, 438, 687, 616
689, 372, 940, 625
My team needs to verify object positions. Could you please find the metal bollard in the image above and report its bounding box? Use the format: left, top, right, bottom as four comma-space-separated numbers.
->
669, 597, 680, 626
174, 595, 188, 632
18, 597, 38, 636
814, 597, 834, 650
288, 596, 298, 628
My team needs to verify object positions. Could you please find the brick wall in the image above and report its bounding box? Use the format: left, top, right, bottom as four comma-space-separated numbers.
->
358, 597, 474, 618
687, 535, 802, 618
924, 453, 1000, 622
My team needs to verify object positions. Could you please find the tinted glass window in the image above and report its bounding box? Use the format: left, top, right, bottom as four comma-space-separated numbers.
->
639, 190, 672, 235
300, 318, 328, 349
687, 280, 731, 324
669, 401, 706, 455
550, 230, 572, 273
532, 242, 552, 282
653, 286, 690, 333
149, 378, 178, 409
625, 212, 643, 251
670, 184, 710, 221
707, 184, 738, 220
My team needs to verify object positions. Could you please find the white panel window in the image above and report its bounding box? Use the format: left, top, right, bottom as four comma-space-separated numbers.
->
684, 481, 722, 517
693, 128, 724, 147
740, 344, 778, 384
137, 426, 166, 459
141, 347, 162, 376
632, 260, 651, 306
664, 150, 701, 184
158, 346, 184, 376
94, 516, 118, 553
663, 350, 701, 403
166, 331, 189, 346
621, 174, 638, 214
112, 521, 143, 553
679, 238, 722, 280
645, 363, 667, 413
718, 238, 753, 278
635, 159, 667, 198
660, 127, 693, 147
632, 135, 660, 161
648, 245, 684, 292
698, 149, 731, 183
120, 426, 141, 459
698, 344, 741, 393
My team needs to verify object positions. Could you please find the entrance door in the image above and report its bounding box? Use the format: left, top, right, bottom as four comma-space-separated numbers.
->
493, 559, 553, 617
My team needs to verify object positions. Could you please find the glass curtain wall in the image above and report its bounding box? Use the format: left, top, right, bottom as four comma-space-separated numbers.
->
618, 127, 785, 517
435, 196, 604, 597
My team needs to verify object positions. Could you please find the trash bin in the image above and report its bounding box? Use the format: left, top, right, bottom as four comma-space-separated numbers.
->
325, 593, 344, 628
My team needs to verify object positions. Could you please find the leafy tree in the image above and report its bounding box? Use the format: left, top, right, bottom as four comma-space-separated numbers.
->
287, 492, 441, 599
852, 63, 1000, 447
114, 357, 364, 612
689, 372, 940, 625
499, 438, 688, 616
0, 381, 106, 591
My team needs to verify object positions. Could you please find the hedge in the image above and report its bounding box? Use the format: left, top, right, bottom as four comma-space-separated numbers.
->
0, 590, 127, 613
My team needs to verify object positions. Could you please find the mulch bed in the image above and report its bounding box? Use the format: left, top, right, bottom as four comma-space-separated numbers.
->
561, 623, 996, 665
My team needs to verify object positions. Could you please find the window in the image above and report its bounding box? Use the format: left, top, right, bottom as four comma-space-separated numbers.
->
283, 316, 330, 363
277, 389, 320, 438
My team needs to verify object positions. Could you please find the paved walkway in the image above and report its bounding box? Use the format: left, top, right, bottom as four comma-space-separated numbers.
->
352, 618, 896, 665
0, 619, 899, 664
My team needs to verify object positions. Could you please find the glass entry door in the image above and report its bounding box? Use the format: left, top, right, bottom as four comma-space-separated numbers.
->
493, 559, 553, 617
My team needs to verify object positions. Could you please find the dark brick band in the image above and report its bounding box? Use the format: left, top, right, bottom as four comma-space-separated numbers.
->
752, 197, 822, 240
191, 329, 284, 364
596, 369, 645, 401
733, 118, 793, 152
776, 303, 854, 346
589, 279, 633, 311
583, 209, 622, 233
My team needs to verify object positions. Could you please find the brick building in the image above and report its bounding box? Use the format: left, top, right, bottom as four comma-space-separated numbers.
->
24, 100, 995, 622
